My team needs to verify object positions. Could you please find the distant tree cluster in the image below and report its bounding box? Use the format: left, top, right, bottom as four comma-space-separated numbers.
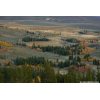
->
79, 30, 87, 34
68, 55, 82, 66
13, 56, 70, 68
32, 45, 83, 56
93, 59, 100, 66
13, 56, 46, 65
22, 36, 49, 42
65, 38, 80, 43
26, 31, 35, 34
16, 42, 26, 46
84, 54, 91, 61
57, 60, 70, 68
41, 46, 70, 55
13, 55, 85, 68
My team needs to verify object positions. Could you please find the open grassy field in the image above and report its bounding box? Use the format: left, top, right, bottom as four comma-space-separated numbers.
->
0, 22, 99, 61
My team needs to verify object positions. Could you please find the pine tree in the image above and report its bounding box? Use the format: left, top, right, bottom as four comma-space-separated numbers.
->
41, 63, 57, 83
85, 70, 95, 81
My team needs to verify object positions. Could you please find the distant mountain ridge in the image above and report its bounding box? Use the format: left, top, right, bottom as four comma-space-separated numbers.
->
0, 16, 100, 23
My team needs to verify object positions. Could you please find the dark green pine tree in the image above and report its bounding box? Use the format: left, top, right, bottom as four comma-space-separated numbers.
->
41, 63, 57, 83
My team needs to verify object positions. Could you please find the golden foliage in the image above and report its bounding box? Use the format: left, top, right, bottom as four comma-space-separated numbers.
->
0, 41, 13, 47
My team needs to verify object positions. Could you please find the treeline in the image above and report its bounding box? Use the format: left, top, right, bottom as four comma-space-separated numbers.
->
56, 69, 98, 83
13, 57, 46, 65
0, 66, 33, 83
13, 55, 83, 68
41, 46, 70, 55
32, 45, 83, 56
0, 65, 99, 83
22, 36, 49, 42
0, 63, 56, 83
13, 56, 70, 68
